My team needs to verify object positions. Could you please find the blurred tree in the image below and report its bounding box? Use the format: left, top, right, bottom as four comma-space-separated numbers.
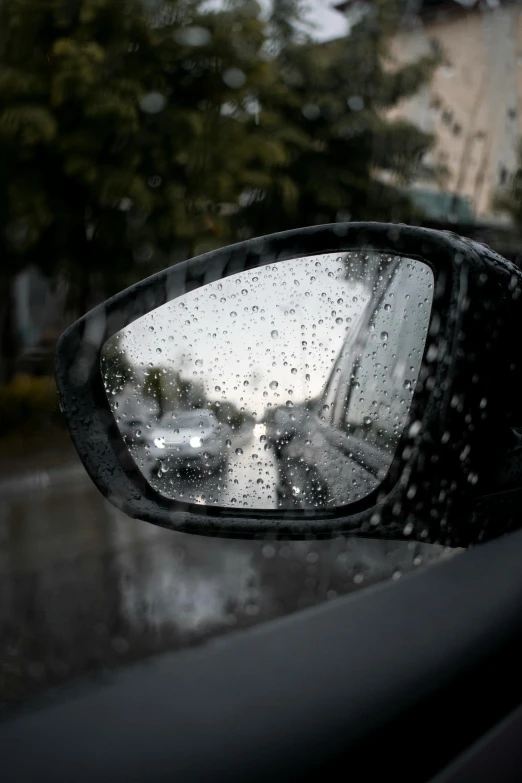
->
141, 364, 248, 427
100, 331, 136, 394
268, 0, 311, 50
0, 0, 437, 381
210, 399, 247, 430
142, 366, 208, 416
0, 0, 285, 282
142, 366, 167, 417
234, 0, 439, 236
0, 0, 287, 378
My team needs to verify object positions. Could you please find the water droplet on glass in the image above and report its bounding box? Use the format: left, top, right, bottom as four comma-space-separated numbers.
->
223, 67, 246, 88
271, 330, 279, 338
269, 380, 278, 390
291, 368, 297, 375
384, 303, 391, 311
139, 91, 166, 114
235, 447, 243, 455
230, 311, 237, 317
380, 331, 388, 341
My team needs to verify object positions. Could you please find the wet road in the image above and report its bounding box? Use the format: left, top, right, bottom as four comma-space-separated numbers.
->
0, 455, 453, 709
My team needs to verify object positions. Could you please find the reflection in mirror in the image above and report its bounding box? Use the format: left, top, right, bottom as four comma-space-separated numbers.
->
102, 253, 434, 511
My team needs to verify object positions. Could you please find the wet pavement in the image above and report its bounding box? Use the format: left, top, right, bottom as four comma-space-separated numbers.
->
0, 455, 453, 710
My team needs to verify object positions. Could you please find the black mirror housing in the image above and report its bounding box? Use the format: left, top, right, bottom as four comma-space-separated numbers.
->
55, 222, 522, 546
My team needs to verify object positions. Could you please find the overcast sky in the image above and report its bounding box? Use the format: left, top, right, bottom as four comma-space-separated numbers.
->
202, 0, 349, 41
119, 254, 370, 414
259, 0, 349, 41
113, 252, 433, 428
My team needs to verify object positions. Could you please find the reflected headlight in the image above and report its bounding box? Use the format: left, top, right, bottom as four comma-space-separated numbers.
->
190, 436, 203, 448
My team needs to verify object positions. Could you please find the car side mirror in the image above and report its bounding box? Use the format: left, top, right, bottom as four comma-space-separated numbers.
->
55, 223, 522, 547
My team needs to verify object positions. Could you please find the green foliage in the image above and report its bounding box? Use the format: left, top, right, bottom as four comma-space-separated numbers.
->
234, 0, 438, 235
0, 0, 282, 301
0, 0, 436, 314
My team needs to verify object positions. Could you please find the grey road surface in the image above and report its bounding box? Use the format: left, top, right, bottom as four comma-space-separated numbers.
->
0, 455, 453, 709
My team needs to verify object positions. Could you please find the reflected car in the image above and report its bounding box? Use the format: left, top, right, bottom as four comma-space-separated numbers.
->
115, 390, 158, 447
142, 409, 230, 478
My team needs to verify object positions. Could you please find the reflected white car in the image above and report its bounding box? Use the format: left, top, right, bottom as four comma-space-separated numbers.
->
143, 409, 230, 478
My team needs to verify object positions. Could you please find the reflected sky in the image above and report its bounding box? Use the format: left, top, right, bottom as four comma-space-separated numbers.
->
120, 253, 370, 411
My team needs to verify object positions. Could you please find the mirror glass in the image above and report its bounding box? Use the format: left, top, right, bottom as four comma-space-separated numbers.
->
102, 252, 434, 510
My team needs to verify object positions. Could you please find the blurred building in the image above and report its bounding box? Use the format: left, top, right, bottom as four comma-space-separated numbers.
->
334, 0, 522, 221
12, 268, 69, 376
